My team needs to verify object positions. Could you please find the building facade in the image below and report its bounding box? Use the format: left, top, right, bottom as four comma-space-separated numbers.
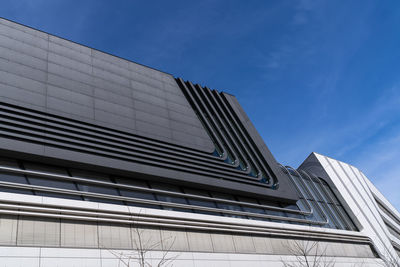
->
0, 17, 399, 266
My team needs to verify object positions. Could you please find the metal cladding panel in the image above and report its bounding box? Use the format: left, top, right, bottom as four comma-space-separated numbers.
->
0, 17, 214, 153
0, 17, 299, 202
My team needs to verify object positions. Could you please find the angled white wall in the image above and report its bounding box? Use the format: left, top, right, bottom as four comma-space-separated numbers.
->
300, 152, 400, 263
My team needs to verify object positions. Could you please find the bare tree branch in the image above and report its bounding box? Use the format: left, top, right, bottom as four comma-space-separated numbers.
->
106, 218, 180, 267
281, 239, 336, 267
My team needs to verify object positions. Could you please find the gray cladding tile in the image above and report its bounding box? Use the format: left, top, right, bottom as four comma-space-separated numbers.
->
162, 74, 177, 86
0, 23, 48, 50
94, 98, 134, 118
164, 91, 190, 106
167, 101, 197, 115
0, 34, 47, 60
0, 45, 47, 70
172, 130, 214, 152
0, 18, 48, 39
48, 52, 92, 75
93, 77, 131, 98
47, 85, 93, 107
92, 57, 131, 79
92, 49, 130, 69
133, 100, 168, 118
194, 137, 215, 152
47, 73, 93, 96
133, 90, 167, 108
170, 131, 198, 148
0, 57, 47, 83
0, 69, 46, 94
94, 109, 135, 131
49, 35, 91, 55
0, 18, 214, 152
48, 62, 93, 85
136, 110, 170, 128
129, 70, 164, 90
170, 120, 208, 138
129, 61, 165, 80
136, 121, 172, 139
93, 66, 130, 87
48, 41, 91, 65
163, 82, 185, 93
131, 79, 164, 97
169, 110, 202, 127
47, 96, 95, 120
0, 83, 46, 107
94, 88, 132, 108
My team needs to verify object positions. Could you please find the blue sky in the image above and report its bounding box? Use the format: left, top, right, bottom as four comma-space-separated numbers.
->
2, 0, 399, 210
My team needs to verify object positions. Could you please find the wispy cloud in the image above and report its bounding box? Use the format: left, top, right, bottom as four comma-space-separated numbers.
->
354, 132, 400, 210
317, 86, 400, 210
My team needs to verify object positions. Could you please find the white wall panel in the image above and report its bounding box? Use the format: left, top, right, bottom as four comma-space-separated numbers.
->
303, 153, 399, 263
210, 233, 236, 253
17, 217, 60, 247
187, 231, 214, 252
161, 229, 189, 251
98, 223, 132, 249
232, 234, 256, 253
0, 215, 17, 245
61, 220, 98, 248
131, 226, 163, 251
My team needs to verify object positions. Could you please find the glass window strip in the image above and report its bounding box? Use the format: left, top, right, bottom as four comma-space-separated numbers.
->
0, 160, 356, 229
304, 170, 357, 230
282, 166, 328, 227
300, 170, 344, 229
0, 179, 328, 225
0, 165, 306, 215
314, 175, 357, 231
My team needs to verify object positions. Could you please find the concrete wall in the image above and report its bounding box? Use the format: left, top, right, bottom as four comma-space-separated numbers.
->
0, 215, 375, 257
0, 247, 384, 267
0, 214, 379, 267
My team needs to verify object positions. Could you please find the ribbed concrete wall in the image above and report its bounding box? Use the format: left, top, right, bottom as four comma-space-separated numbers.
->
0, 215, 375, 257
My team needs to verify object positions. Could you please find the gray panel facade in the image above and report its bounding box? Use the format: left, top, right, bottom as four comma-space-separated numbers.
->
0, 17, 299, 202
0, 17, 214, 153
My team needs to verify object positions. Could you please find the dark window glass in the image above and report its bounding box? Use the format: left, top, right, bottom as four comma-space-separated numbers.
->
150, 182, 191, 212
319, 202, 338, 228
211, 192, 246, 218
301, 177, 317, 200
314, 182, 333, 204
236, 196, 268, 220
306, 200, 325, 223
336, 205, 357, 230
23, 162, 81, 200
70, 169, 122, 204
281, 203, 304, 219
0, 158, 33, 195
308, 180, 324, 202
183, 188, 220, 216
293, 176, 313, 199
258, 199, 286, 217
322, 182, 340, 205
115, 178, 161, 209
296, 199, 309, 212
236, 196, 264, 214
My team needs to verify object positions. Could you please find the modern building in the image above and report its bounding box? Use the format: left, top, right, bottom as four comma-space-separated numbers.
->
0, 17, 399, 266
